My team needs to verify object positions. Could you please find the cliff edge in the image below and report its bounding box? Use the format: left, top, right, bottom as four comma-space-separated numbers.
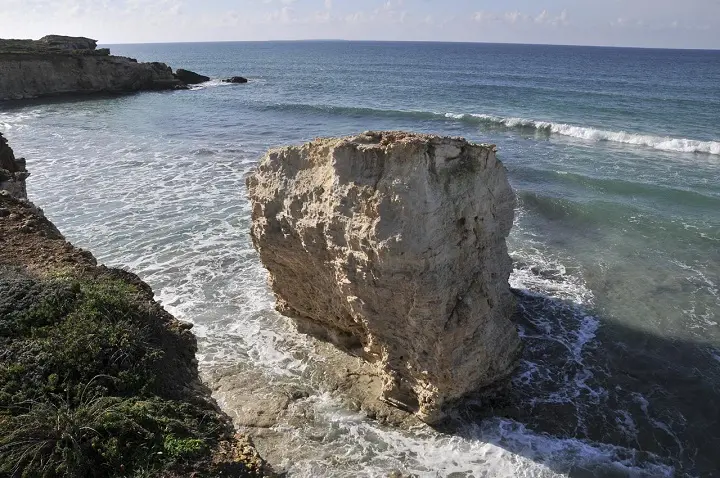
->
247, 131, 521, 424
0, 35, 185, 100
0, 132, 272, 477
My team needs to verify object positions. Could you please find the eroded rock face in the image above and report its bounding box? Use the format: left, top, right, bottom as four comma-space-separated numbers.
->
247, 131, 521, 424
0, 132, 28, 200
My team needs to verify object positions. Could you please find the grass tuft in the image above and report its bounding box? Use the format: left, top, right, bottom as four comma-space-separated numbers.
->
0, 273, 229, 477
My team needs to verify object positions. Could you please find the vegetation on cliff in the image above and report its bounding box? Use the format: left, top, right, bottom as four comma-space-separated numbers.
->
0, 143, 270, 477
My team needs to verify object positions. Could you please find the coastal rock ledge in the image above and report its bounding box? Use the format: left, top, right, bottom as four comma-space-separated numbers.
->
247, 131, 522, 424
0, 35, 185, 100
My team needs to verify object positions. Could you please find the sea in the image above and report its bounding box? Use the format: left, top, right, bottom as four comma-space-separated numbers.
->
1, 41, 718, 477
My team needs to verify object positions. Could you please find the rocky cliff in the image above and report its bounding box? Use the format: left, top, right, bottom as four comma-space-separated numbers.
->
0, 133, 272, 477
247, 131, 521, 424
0, 35, 184, 100
0, 132, 28, 199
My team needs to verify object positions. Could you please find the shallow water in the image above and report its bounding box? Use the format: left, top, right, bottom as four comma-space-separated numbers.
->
1, 41, 718, 477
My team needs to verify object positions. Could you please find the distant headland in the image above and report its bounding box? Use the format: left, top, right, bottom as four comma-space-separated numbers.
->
0, 35, 247, 101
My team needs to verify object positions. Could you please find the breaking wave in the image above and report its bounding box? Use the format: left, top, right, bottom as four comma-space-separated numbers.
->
444, 112, 720, 155
252, 102, 719, 155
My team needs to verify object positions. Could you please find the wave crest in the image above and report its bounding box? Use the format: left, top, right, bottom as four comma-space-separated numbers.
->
445, 113, 720, 155
257, 102, 719, 156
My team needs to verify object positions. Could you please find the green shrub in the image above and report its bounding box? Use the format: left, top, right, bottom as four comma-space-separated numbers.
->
0, 273, 227, 477
163, 436, 208, 461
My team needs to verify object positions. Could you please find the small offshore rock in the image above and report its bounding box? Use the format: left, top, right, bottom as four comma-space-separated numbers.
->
174, 68, 210, 85
223, 76, 248, 84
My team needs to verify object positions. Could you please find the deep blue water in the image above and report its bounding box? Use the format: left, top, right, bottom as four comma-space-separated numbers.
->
1, 41, 718, 477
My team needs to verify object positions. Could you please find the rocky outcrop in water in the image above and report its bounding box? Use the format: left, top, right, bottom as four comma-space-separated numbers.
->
247, 131, 521, 424
0, 35, 190, 100
174, 68, 210, 85
224, 76, 248, 84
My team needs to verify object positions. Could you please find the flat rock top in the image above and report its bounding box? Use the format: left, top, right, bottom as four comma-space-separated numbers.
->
294, 130, 496, 151
0, 35, 100, 55
39, 35, 96, 44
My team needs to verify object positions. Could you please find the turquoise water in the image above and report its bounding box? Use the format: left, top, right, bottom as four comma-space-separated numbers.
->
1, 42, 718, 477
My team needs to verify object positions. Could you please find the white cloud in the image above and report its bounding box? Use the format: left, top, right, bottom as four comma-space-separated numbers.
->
315, 10, 331, 22
534, 10, 549, 24
382, 0, 404, 11
473, 9, 569, 27
504, 11, 526, 24
344, 11, 367, 24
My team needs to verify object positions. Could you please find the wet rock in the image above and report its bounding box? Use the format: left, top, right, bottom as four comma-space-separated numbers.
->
174, 68, 210, 85
388, 471, 418, 478
209, 364, 306, 429
213, 434, 275, 477
247, 131, 521, 424
223, 76, 248, 84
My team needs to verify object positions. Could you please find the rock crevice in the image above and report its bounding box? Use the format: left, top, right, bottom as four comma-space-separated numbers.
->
248, 131, 521, 424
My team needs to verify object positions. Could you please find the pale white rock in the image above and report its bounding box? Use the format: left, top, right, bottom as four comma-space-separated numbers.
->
247, 131, 521, 424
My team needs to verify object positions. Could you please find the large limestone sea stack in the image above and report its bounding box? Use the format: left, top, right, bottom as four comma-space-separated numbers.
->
247, 131, 521, 424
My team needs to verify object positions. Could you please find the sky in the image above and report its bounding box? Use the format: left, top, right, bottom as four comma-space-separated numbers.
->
1, 0, 719, 49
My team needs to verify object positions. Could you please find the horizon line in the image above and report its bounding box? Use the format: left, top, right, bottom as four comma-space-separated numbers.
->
98, 38, 720, 52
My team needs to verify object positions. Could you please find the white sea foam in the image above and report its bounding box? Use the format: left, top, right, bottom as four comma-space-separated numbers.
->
267, 393, 673, 478
0, 109, 44, 132
189, 79, 236, 90
444, 112, 720, 155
